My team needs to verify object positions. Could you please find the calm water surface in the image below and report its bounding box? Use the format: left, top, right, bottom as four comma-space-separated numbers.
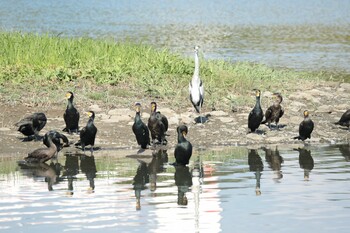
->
0, 0, 349, 73
0, 145, 350, 233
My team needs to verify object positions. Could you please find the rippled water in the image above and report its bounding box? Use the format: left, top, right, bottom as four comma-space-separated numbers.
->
0, 0, 349, 73
0, 145, 350, 233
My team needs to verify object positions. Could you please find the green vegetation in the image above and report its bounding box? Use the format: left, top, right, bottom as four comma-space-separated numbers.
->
0, 32, 343, 110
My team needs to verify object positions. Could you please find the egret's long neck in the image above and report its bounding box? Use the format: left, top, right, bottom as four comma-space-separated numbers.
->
194, 51, 199, 78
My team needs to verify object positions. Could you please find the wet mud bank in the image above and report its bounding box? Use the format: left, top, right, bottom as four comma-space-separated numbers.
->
1, 81, 350, 158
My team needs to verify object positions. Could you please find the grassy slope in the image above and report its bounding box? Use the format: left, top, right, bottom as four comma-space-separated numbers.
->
0, 32, 337, 110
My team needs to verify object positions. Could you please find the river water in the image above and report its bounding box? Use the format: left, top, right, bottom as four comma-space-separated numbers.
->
0, 145, 349, 233
0, 0, 349, 73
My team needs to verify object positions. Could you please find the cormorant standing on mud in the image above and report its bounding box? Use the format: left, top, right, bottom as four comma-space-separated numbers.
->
174, 125, 193, 166
63, 91, 80, 133
147, 102, 168, 145
248, 89, 264, 133
261, 93, 284, 130
132, 103, 150, 149
293, 110, 314, 141
76, 111, 97, 155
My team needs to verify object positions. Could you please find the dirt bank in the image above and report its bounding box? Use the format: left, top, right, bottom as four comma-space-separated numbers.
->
1, 81, 350, 157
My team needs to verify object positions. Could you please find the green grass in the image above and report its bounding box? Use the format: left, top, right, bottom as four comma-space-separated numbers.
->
0, 31, 344, 110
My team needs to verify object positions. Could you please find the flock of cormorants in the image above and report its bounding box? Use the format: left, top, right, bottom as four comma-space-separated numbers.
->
13, 46, 350, 167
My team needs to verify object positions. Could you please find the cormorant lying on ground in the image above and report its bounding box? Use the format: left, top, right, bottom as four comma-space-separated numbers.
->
293, 110, 314, 141
75, 111, 97, 155
261, 93, 284, 130
63, 91, 80, 133
174, 125, 193, 166
189, 46, 204, 118
334, 109, 350, 131
132, 103, 150, 149
43, 130, 69, 152
248, 89, 264, 133
147, 102, 168, 145
24, 134, 57, 163
15, 112, 47, 140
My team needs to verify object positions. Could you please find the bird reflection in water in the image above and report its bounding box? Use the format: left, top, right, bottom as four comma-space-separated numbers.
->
192, 155, 204, 232
296, 148, 314, 181
133, 160, 149, 210
263, 146, 283, 182
175, 165, 193, 206
18, 161, 61, 191
248, 149, 264, 195
338, 144, 350, 162
149, 149, 168, 192
62, 153, 79, 196
132, 148, 168, 210
80, 155, 97, 193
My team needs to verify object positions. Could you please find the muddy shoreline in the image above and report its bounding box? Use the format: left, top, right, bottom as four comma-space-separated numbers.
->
1, 81, 350, 158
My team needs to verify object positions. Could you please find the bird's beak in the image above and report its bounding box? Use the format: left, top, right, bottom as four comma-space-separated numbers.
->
65, 93, 71, 99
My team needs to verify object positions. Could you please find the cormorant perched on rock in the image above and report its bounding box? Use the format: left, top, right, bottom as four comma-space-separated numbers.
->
63, 91, 80, 133
248, 89, 264, 133
261, 93, 284, 130
189, 46, 204, 116
174, 125, 193, 166
293, 110, 314, 141
147, 102, 168, 145
15, 112, 47, 140
43, 130, 69, 152
334, 109, 350, 131
132, 103, 150, 149
24, 134, 57, 163
76, 111, 97, 155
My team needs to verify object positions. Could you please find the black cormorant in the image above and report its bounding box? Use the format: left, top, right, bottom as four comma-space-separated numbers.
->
189, 46, 204, 115
15, 112, 47, 140
63, 91, 80, 133
293, 110, 314, 141
76, 111, 97, 155
43, 130, 69, 152
147, 102, 168, 145
24, 134, 57, 163
132, 103, 150, 149
174, 125, 193, 166
334, 109, 350, 131
261, 93, 284, 129
248, 89, 264, 133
